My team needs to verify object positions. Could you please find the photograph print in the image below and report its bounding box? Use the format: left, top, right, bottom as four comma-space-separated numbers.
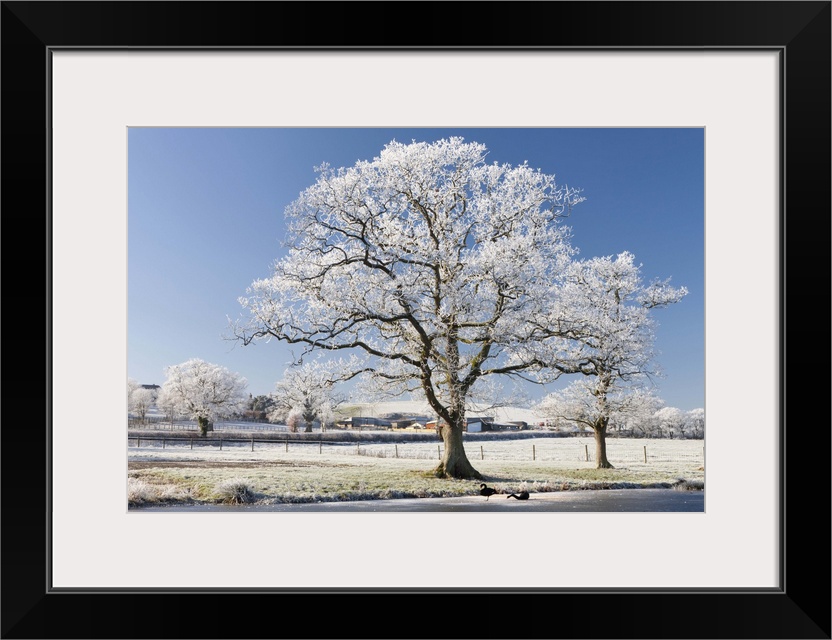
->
127, 127, 705, 513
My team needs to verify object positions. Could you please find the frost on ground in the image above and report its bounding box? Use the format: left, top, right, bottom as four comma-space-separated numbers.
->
127, 477, 193, 506
128, 437, 704, 507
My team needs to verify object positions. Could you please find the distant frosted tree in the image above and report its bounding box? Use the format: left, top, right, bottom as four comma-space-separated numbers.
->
155, 386, 180, 423
539, 380, 662, 438
654, 406, 687, 439
285, 408, 304, 433
129, 388, 157, 424
128, 377, 141, 403
612, 390, 665, 436
268, 361, 345, 432
316, 399, 338, 432
128, 377, 157, 423
685, 407, 705, 439
159, 358, 248, 436
535, 252, 687, 467
233, 137, 585, 479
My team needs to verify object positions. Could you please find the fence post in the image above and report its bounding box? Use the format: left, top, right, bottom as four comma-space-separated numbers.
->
481, 445, 484, 460
357, 442, 360, 455
251, 438, 255, 452
285, 436, 288, 453
585, 444, 589, 462
438, 445, 441, 460
319, 437, 322, 454
137, 438, 141, 448
533, 445, 535, 461
395, 444, 398, 459
190, 438, 193, 450
219, 439, 223, 451
163, 438, 166, 449
644, 445, 647, 463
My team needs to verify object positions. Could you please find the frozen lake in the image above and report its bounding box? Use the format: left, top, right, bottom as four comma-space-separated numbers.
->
131, 488, 704, 513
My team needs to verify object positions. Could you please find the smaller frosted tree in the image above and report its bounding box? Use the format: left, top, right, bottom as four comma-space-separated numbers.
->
654, 406, 686, 439
128, 377, 141, 403
128, 378, 157, 424
539, 380, 663, 440
155, 386, 180, 423
536, 252, 687, 468
685, 408, 705, 439
285, 408, 304, 433
613, 390, 664, 436
129, 388, 157, 424
127, 378, 140, 422
269, 361, 345, 433
159, 358, 248, 436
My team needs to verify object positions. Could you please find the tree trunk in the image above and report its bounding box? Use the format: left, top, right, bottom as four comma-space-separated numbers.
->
433, 414, 482, 480
197, 416, 210, 437
304, 421, 313, 433
593, 418, 614, 469
426, 329, 481, 479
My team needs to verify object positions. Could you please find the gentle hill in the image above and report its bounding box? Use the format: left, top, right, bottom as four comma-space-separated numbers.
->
339, 399, 545, 426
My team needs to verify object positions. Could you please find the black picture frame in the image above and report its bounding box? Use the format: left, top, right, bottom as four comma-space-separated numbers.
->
2, 2, 829, 638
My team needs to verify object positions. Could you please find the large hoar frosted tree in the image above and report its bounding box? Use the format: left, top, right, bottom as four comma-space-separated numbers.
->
158, 358, 249, 436
234, 137, 584, 479
536, 252, 688, 468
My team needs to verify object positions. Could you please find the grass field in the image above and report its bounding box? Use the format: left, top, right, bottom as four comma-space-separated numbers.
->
128, 434, 705, 507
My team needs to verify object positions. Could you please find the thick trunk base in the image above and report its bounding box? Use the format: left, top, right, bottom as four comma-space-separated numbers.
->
433, 458, 483, 480
433, 422, 482, 480
593, 425, 614, 469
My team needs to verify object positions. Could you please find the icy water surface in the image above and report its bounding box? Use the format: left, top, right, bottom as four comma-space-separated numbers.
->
132, 488, 704, 513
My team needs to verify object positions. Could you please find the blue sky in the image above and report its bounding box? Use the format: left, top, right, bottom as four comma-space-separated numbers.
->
128, 128, 704, 411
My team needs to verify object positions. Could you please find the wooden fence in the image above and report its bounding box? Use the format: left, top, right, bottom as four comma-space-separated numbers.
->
127, 419, 287, 432
128, 436, 704, 464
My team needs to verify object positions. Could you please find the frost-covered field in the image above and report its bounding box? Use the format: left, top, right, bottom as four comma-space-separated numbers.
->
323, 436, 703, 465
128, 437, 704, 507
131, 435, 702, 464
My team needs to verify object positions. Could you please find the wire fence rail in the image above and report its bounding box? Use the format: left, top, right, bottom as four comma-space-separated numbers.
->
127, 436, 704, 464
128, 418, 288, 432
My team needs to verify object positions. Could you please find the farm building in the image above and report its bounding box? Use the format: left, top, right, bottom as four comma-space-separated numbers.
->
335, 416, 392, 429
425, 417, 494, 433
425, 417, 530, 433
389, 417, 430, 429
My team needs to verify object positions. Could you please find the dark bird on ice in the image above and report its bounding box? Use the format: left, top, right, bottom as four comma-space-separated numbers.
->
479, 483, 498, 500
507, 491, 530, 500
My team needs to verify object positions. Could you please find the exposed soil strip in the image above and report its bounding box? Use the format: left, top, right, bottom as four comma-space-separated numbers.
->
128, 460, 352, 470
